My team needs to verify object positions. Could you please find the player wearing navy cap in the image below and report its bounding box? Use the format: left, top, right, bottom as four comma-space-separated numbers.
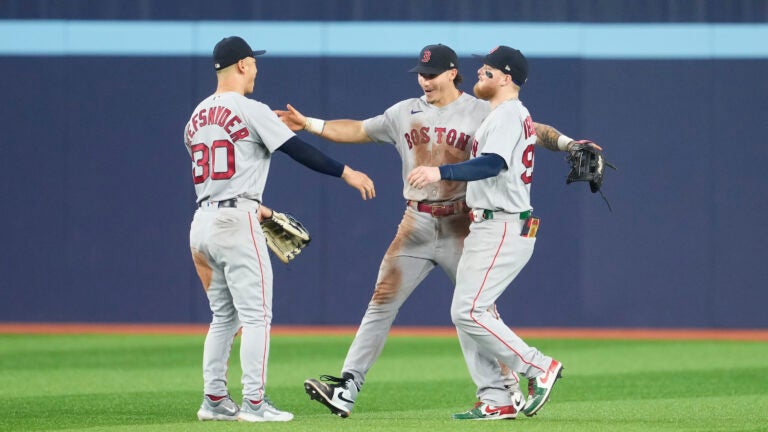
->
187, 35, 374, 423
409, 45, 564, 419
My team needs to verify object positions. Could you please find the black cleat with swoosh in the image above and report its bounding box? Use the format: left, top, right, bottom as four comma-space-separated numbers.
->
304, 373, 359, 418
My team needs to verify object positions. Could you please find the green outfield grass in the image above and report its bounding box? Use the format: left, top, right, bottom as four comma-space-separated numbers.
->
1, 332, 766, 431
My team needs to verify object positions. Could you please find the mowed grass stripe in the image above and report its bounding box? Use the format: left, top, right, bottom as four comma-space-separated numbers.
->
0, 334, 766, 431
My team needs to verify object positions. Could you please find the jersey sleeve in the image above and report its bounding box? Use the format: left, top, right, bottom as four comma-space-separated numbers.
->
241, 100, 296, 153
479, 112, 523, 168
362, 100, 407, 144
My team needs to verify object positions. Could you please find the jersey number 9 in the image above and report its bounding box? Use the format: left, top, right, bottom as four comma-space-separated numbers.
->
520, 144, 534, 184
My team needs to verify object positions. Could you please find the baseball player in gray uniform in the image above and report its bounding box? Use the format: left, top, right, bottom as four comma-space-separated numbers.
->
408, 46, 563, 420
186, 36, 374, 423
277, 44, 584, 419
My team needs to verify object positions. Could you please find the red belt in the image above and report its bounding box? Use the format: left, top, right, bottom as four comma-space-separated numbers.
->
407, 200, 469, 217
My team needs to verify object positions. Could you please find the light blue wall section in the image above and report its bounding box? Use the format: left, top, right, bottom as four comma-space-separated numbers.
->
2, 21, 767, 58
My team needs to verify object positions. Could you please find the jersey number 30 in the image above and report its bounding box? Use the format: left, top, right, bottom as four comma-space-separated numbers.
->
191, 140, 235, 184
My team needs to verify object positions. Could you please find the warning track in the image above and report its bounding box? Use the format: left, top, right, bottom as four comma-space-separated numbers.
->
1, 323, 766, 341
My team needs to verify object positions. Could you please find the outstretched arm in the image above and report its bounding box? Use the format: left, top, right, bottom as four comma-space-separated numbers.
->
275, 104, 372, 144
533, 122, 603, 151
277, 136, 376, 200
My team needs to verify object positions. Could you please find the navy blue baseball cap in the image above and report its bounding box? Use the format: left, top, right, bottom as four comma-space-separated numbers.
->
409, 44, 458, 74
474, 46, 528, 86
213, 36, 266, 70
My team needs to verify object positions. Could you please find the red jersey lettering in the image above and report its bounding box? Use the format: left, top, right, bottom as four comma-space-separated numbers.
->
523, 115, 536, 139
434, 127, 447, 143
455, 133, 470, 151
419, 127, 430, 144
520, 143, 534, 184
230, 127, 249, 142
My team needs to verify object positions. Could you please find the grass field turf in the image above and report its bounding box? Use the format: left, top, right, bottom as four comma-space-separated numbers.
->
1, 332, 766, 431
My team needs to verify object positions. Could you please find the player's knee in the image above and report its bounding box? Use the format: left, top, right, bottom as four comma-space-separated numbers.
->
210, 312, 240, 333
236, 308, 272, 326
365, 301, 399, 317
450, 304, 474, 329
211, 306, 237, 323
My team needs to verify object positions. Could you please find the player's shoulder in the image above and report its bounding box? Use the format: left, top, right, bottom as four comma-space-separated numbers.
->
460, 92, 490, 106
399, 96, 426, 108
236, 96, 276, 118
383, 97, 425, 115
487, 101, 527, 128
211, 91, 266, 108
455, 92, 491, 112
504, 99, 529, 118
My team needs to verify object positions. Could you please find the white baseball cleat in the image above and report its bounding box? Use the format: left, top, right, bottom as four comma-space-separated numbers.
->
196, 394, 239, 421
237, 398, 293, 422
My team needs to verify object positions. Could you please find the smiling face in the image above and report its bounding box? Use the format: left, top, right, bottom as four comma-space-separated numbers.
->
472, 65, 504, 101
416, 69, 460, 107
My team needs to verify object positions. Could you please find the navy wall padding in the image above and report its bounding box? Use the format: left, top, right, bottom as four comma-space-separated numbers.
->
1, 1, 766, 328
5, 0, 767, 22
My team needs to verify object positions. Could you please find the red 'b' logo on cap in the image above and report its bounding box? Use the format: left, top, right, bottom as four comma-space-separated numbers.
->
421, 50, 432, 63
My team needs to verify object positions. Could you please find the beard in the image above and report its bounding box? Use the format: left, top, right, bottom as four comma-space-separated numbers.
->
473, 82, 494, 100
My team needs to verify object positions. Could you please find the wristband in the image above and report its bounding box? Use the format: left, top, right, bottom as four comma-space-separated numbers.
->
304, 117, 326, 135
557, 134, 573, 151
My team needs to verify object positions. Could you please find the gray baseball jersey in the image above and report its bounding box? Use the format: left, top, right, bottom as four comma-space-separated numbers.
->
185, 92, 294, 203
467, 99, 536, 212
186, 91, 293, 402
363, 92, 490, 202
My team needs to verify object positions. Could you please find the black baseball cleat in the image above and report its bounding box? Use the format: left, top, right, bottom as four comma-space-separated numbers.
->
304, 373, 359, 418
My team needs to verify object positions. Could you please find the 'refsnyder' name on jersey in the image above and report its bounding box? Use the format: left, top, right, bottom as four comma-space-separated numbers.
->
185, 106, 250, 143
404, 126, 473, 151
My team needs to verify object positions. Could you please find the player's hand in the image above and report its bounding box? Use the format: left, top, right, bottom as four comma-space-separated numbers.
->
274, 104, 306, 132
342, 166, 376, 200
257, 204, 273, 223
407, 166, 441, 189
567, 139, 603, 151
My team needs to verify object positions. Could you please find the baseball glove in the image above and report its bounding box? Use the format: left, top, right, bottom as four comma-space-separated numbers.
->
260, 211, 311, 263
566, 140, 617, 209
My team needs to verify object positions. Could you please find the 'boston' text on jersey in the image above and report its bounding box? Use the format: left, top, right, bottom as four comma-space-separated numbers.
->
404, 126, 472, 151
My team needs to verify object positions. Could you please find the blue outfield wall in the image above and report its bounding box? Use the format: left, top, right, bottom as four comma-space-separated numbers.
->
1, 3, 767, 329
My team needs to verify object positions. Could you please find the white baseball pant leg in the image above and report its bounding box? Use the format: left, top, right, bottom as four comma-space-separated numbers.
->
451, 216, 551, 404
192, 204, 273, 401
